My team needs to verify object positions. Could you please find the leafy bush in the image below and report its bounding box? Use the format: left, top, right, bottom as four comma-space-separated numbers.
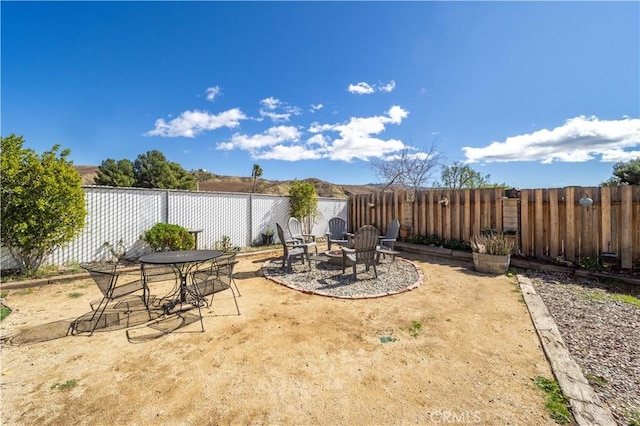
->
442, 238, 471, 251
470, 233, 513, 255
1, 134, 87, 274
406, 234, 443, 246
143, 223, 194, 251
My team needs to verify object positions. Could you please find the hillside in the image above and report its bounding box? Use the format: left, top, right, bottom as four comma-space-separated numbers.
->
75, 165, 376, 198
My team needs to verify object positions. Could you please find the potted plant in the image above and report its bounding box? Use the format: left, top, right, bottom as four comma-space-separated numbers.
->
261, 228, 274, 245
470, 232, 513, 274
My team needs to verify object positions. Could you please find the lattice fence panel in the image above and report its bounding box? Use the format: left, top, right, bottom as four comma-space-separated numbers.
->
0, 187, 348, 269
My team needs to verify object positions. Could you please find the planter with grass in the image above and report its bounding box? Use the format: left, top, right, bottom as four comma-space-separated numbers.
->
261, 229, 274, 245
470, 232, 513, 275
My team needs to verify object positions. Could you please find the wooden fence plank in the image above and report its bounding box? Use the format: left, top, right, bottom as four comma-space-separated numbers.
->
565, 188, 576, 261
621, 185, 633, 269
464, 190, 471, 241
600, 186, 612, 255
535, 189, 545, 257
549, 189, 559, 258
521, 190, 531, 257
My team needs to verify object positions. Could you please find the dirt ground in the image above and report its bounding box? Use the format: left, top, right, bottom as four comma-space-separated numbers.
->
1, 252, 557, 425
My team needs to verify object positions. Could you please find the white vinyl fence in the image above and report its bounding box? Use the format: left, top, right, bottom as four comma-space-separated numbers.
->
1, 186, 348, 269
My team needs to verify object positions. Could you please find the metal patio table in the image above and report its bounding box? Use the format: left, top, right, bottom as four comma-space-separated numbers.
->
139, 250, 223, 312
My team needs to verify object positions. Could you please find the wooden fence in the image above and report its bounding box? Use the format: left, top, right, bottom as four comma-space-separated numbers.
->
348, 186, 640, 269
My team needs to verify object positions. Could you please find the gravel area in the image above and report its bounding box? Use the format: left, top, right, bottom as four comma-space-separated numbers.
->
526, 270, 640, 426
262, 256, 422, 298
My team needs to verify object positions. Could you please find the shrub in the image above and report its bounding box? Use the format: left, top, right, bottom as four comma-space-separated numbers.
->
470, 233, 513, 255
143, 223, 194, 251
1, 134, 87, 274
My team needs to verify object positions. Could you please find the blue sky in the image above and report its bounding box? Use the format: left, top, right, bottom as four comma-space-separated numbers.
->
2, 1, 639, 189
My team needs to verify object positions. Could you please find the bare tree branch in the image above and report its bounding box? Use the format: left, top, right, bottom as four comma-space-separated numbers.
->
370, 141, 444, 192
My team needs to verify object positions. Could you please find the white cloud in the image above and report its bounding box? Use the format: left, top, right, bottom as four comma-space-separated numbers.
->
260, 97, 280, 110
145, 108, 246, 137
216, 125, 301, 152
348, 80, 396, 95
259, 97, 302, 123
463, 116, 640, 164
378, 80, 396, 93
310, 103, 324, 113
255, 144, 323, 161
348, 82, 375, 95
205, 86, 221, 102
321, 106, 409, 161
216, 106, 409, 162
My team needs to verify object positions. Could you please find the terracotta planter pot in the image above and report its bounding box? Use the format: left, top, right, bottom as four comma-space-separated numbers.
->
472, 252, 511, 275
399, 227, 412, 240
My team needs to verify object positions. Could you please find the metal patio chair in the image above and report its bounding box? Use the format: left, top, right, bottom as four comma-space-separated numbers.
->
190, 252, 241, 315
72, 263, 152, 336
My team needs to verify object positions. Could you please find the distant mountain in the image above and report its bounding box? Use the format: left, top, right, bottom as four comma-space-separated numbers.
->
74, 165, 377, 198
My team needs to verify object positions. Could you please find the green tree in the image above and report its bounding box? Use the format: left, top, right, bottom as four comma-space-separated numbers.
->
133, 150, 196, 190
437, 162, 493, 190
252, 164, 263, 193
191, 169, 215, 182
601, 158, 640, 186
289, 180, 319, 233
1, 134, 87, 274
94, 158, 135, 187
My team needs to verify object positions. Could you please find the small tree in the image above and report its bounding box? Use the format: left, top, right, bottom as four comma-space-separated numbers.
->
289, 180, 318, 233
133, 150, 196, 190
437, 162, 494, 190
601, 158, 640, 186
1, 134, 87, 274
251, 164, 263, 193
94, 158, 135, 187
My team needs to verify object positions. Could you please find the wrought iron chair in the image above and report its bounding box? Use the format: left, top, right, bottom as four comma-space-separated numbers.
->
190, 252, 241, 315
73, 263, 152, 336
276, 223, 311, 272
326, 216, 349, 250
287, 217, 318, 254
342, 225, 379, 280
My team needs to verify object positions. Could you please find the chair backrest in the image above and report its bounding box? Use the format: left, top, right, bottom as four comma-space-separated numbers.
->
141, 264, 179, 285
385, 219, 400, 240
81, 263, 117, 297
352, 225, 379, 263
213, 252, 238, 279
327, 217, 347, 239
288, 217, 303, 239
276, 223, 289, 255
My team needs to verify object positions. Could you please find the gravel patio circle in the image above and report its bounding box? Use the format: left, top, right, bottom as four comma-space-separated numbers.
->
261, 256, 423, 299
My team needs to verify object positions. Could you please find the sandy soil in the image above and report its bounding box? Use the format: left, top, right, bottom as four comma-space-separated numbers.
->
1, 252, 557, 425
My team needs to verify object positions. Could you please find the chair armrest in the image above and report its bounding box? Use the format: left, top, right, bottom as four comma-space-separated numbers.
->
302, 233, 316, 242
341, 247, 355, 254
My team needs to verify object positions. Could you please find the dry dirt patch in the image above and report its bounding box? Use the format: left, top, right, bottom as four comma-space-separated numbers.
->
1, 254, 556, 425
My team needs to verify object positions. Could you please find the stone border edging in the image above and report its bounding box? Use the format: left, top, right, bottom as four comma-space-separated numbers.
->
517, 275, 617, 426
261, 258, 424, 300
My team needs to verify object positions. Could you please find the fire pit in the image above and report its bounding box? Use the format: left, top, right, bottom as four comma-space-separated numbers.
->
325, 249, 351, 266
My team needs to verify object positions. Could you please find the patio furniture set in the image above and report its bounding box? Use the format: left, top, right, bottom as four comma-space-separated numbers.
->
72, 248, 240, 337
278, 217, 401, 280
70, 217, 399, 337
